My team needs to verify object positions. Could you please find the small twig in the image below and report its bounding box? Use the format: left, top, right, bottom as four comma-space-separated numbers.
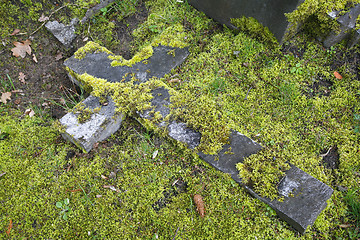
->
30, 3, 75, 36
0, 172, 6, 178
172, 227, 180, 240
244, 86, 252, 100
320, 147, 332, 158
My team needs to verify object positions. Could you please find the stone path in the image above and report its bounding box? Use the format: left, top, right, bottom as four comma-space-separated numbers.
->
59, 41, 333, 234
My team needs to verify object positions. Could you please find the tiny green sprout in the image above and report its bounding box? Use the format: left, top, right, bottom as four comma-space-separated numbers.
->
56, 198, 72, 220
290, 62, 304, 75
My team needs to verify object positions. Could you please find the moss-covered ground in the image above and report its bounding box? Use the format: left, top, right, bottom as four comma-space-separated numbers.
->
1, 0, 360, 238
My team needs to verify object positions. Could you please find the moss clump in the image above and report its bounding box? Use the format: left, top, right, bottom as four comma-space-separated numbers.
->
74, 41, 113, 60
109, 44, 154, 67
285, 0, 360, 39
230, 17, 278, 46
71, 102, 101, 123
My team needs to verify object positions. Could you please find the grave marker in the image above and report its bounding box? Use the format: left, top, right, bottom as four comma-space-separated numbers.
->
60, 42, 333, 233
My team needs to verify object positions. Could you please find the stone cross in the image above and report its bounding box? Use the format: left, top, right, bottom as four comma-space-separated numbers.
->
60, 42, 333, 234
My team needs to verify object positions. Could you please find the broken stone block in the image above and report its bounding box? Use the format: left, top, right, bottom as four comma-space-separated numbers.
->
198, 129, 262, 181
245, 166, 334, 234
59, 95, 123, 152
61, 44, 190, 152
188, 0, 303, 42
138, 87, 201, 149
197, 130, 333, 234
323, 4, 360, 47
64, 45, 190, 84
45, 18, 78, 48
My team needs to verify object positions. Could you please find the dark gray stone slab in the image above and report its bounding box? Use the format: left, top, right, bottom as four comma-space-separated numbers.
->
323, 4, 360, 47
139, 87, 171, 121
198, 129, 262, 181
139, 87, 201, 149
59, 95, 123, 152
45, 18, 78, 48
197, 129, 333, 233
243, 166, 334, 234
188, 0, 303, 42
64, 45, 190, 84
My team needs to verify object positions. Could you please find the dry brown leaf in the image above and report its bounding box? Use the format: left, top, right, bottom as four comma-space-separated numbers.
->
55, 52, 63, 61
194, 194, 205, 218
38, 13, 49, 22
101, 175, 109, 180
1, 92, 11, 104
32, 54, 38, 63
6, 219, 12, 236
24, 108, 35, 117
14, 99, 21, 105
10, 29, 20, 36
11, 39, 31, 58
19, 72, 26, 84
334, 71, 343, 79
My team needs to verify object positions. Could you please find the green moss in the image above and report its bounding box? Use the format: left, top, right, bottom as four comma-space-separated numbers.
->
109, 44, 154, 67
285, 0, 360, 39
74, 41, 113, 60
230, 17, 278, 46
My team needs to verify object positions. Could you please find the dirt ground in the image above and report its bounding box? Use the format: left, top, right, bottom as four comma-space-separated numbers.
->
0, 0, 148, 119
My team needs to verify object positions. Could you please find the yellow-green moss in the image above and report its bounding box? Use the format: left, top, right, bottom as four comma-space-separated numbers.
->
74, 41, 113, 60
285, 0, 360, 39
109, 45, 154, 67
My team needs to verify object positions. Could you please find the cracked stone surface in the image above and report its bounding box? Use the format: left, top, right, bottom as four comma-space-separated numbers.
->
45, 18, 78, 48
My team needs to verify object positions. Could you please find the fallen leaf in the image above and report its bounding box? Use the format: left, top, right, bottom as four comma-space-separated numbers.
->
194, 194, 205, 218
24, 108, 35, 117
101, 175, 108, 180
339, 224, 352, 228
14, 99, 21, 105
168, 78, 181, 83
83, 37, 89, 42
19, 72, 26, 84
32, 54, 38, 63
55, 52, 63, 61
1, 92, 11, 104
6, 219, 12, 236
10, 29, 20, 36
11, 39, 31, 58
334, 71, 343, 79
38, 13, 49, 22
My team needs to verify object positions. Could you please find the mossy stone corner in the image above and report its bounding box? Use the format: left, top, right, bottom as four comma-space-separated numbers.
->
59, 95, 124, 153
60, 42, 333, 234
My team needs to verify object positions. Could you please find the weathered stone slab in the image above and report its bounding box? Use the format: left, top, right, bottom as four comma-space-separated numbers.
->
188, 0, 302, 42
198, 129, 262, 181
45, 18, 78, 48
64, 45, 190, 84
59, 95, 123, 152
197, 130, 333, 233
323, 4, 360, 47
244, 166, 334, 234
61, 44, 190, 152
139, 87, 201, 149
